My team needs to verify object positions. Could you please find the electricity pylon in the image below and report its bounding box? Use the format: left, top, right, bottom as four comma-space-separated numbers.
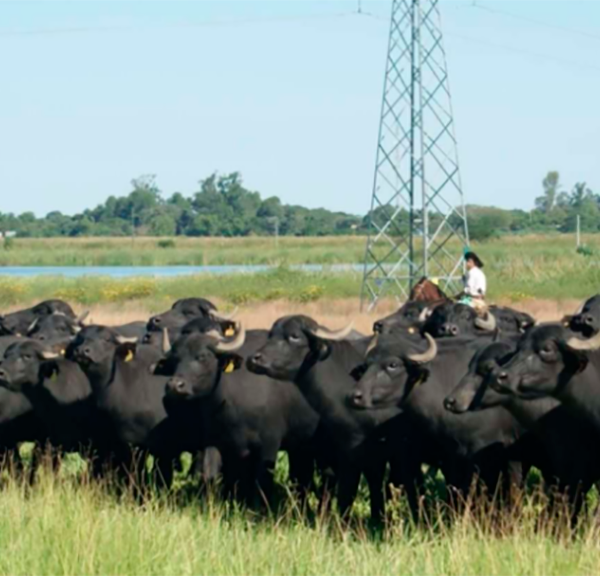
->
361, 0, 469, 310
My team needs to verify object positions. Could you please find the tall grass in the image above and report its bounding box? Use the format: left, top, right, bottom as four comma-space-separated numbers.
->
1, 462, 600, 576
0, 234, 594, 269
0, 236, 366, 267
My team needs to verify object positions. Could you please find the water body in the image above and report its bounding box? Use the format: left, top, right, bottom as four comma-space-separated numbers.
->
0, 265, 364, 278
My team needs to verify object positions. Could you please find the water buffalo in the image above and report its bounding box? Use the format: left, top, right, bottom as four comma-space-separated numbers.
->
443, 338, 600, 524
248, 315, 401, 523
351, 332, 527, 517
0, 300, 76, 336
157, 324, 321, 508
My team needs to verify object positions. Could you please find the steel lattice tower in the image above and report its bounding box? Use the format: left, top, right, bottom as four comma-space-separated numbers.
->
361, 0, 469, 310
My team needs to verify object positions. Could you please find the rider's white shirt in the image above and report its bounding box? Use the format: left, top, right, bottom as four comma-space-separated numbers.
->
464, 267, 487, 297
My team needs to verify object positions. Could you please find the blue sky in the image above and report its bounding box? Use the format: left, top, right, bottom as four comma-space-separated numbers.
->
0, 0, 598, 217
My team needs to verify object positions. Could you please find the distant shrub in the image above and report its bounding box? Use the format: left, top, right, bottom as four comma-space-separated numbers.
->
0, 279, 26, 305
576, 245, 594, 257
296, 285, 324, 303
227, 290, 259, 305
100, 279, 157, 302
157, 239, 176, 249
3, 236, 15, 251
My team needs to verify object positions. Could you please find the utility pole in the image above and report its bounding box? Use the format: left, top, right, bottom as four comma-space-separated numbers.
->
361, 0, 469, 310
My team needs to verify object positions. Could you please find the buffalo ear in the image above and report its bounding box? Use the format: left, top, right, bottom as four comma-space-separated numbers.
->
116, 343, 137, 364
405, 362, 429, 389
40, 360, 60, 382
558, 342, 588, 375
303, 330, 332, 361
152, 358, 174, 376
561, 315, 574, 328
350, 364, 367, 382
218, 353, 243, 374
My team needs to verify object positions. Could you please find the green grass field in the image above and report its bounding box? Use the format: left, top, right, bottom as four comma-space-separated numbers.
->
2, 462, 600, 576
0, 234, 599, 308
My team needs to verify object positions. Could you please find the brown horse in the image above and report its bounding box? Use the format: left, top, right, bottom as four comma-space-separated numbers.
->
409, 277, 449, 303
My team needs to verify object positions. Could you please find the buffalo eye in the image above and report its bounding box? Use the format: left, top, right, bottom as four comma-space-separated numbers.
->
288, 334, 302, 343
387, 360, 400, 371
23, 354, 32, 361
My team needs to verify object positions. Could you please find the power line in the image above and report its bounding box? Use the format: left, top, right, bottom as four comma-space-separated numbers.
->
0, 11, 353, 39
472, 2, 600, 43
360, 10, 600, 75
447, 30, 600, 74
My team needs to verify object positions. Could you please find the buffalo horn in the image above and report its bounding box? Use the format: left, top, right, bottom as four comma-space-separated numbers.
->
309, 322, 354, 341
406, 333, 438, 364
418, 307, 431, 323
162, 328, 171, 355
115, 335, 138, 345
41, 350, 60, 360
26, 317, 39, 335
209, 323, 246, 352
566, 331, 600, 352
208, 307, 239, 322
365, 335, 378, 357
475, 313, 497, 332
77, 310, 91, 325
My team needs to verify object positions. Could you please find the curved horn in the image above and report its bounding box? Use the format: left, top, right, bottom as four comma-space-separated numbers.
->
418, 306, 431, 323
309, 322, 355, 341
566, 331, 600, 352
210, 323, 246, 353
41, 350, 60, 360
51, 311, 67, 317
77, 310, 91, 325
162, 328, 171, 355
115, 335, 138, 345
365, 335, 378, 358
26, 317, 39, 335
209, 307, 239, 322
475, 313, 497, 332
406, 333, 438, 364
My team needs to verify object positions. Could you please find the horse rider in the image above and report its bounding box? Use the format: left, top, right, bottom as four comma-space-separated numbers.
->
456, 251, 487, 313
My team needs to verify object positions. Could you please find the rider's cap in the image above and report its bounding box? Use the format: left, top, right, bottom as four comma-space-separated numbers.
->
464, 251, 484, 268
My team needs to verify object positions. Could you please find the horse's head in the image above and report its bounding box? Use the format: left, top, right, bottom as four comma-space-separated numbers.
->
409, 277, 448, 303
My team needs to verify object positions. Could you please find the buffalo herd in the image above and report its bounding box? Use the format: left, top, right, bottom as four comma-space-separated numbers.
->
0, 294, 600, 526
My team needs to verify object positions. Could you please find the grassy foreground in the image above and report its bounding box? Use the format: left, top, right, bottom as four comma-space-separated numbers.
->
0, 466, 599, 576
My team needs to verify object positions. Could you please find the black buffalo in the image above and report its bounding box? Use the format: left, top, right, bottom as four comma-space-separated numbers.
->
157, 324, 321, 508
351, 332, 527, 517
374, 302, 533, 338
444, 338, 600, 524
248, 315, 400, 522
0, 300, 76, 336
564, 295, 600, 338
147, 298, 227, 335
67, 325, 190, 486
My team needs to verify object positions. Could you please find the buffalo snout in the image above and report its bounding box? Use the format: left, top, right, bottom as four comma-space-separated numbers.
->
166, 377, 189, 397
350, 389, 371, 409
247, 352, 269, 374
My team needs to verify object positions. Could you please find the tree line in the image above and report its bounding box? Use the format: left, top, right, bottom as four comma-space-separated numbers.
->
0, 171, 596, 240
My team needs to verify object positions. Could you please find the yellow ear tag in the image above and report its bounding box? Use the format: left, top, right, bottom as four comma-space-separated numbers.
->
563, 322, 570, 327
60, 349, 66, 356
224, 327, 235, 337
408, 327, 416, 334
50, 371, 58, 382
125, 350, 134, 363
224, 361, 235, 373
